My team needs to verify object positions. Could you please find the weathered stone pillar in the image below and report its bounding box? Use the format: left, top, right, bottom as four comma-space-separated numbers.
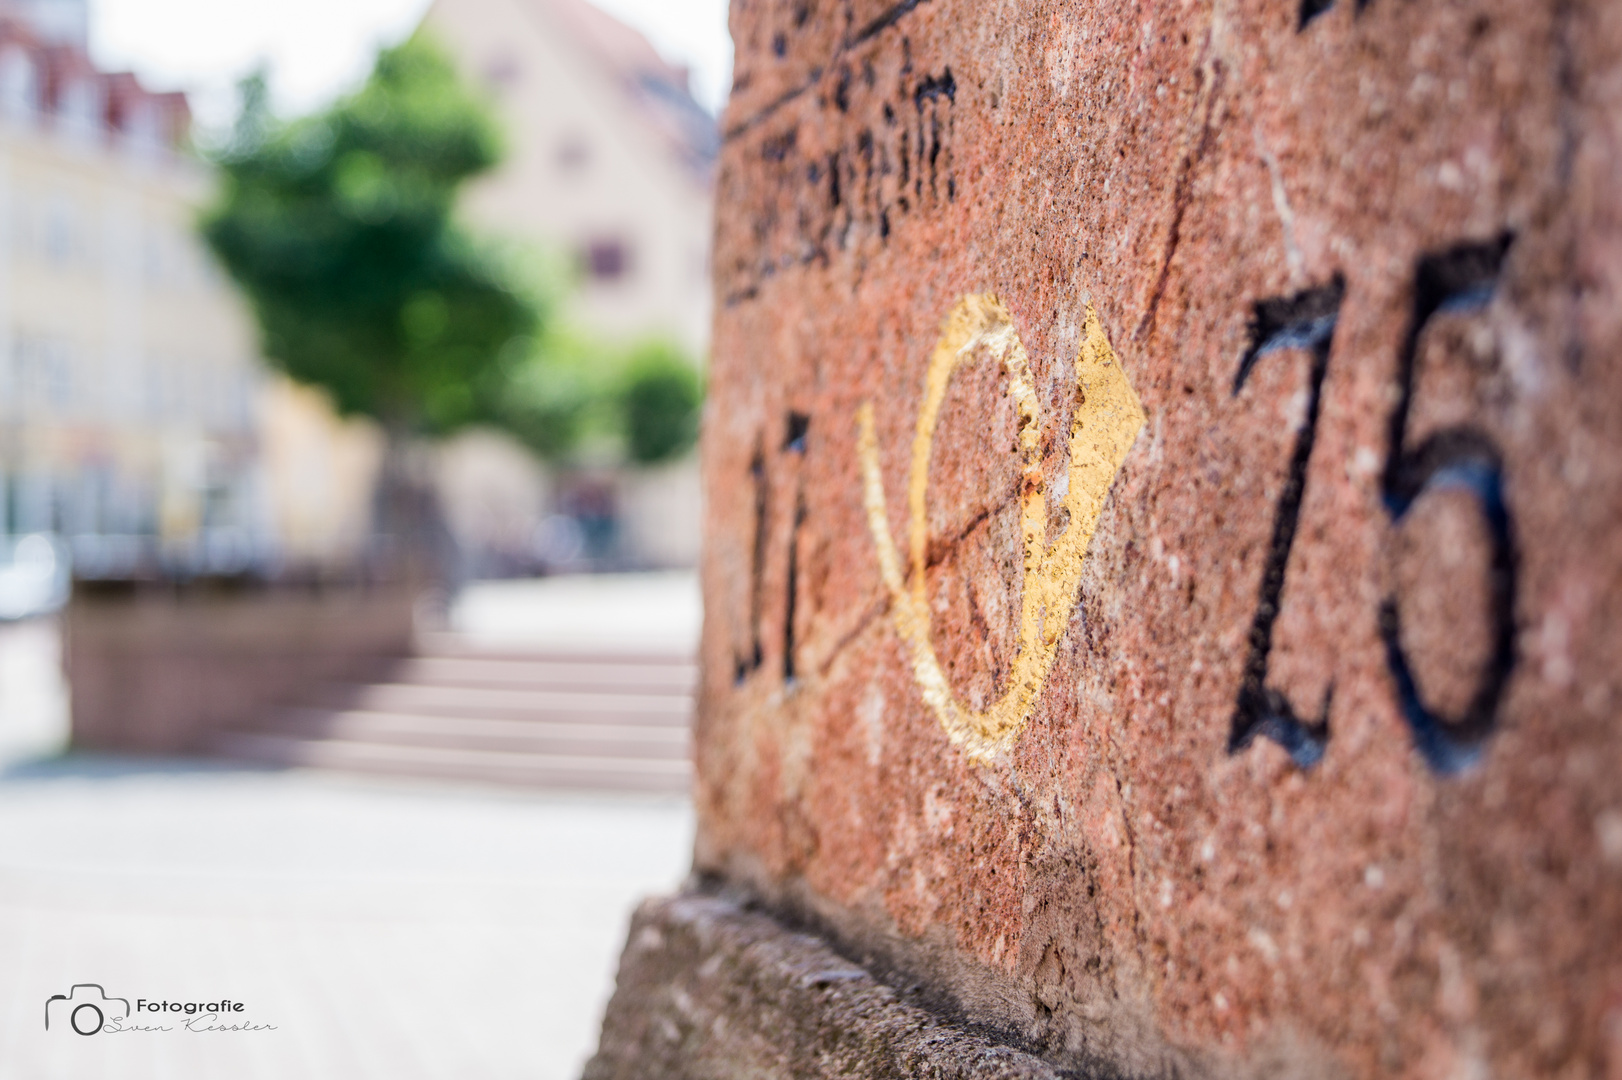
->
587, 0, 1622, 1076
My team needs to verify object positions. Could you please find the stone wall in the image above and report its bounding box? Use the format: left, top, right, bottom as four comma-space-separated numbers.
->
591, 0, 1622, 1076
67, 583, 415, 755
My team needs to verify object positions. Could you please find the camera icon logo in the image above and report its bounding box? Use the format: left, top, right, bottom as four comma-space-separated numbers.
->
45, 985, 130, 1036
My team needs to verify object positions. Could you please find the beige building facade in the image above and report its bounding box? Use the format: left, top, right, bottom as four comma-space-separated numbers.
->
422, 0, 716, 570
422, 0, 716, 357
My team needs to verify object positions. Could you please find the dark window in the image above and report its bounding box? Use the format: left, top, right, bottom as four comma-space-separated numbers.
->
582, 239, 630, 282
556, 134, 591, 171
483, 53, 521, 90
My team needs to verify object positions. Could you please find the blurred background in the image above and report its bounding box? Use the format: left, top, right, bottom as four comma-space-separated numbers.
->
0, 0, 726, 1075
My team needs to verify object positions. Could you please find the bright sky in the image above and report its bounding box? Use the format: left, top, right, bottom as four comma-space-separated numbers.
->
89, 0, 734, 134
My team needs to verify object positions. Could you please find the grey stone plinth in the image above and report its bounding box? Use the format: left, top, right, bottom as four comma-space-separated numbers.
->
584, 892, 1062, 1080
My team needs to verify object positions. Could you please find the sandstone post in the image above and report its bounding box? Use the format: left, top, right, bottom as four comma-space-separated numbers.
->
588, 1, 1622, 1076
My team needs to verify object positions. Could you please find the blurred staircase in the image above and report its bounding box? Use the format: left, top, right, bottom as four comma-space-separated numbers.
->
212, 634, 694, 794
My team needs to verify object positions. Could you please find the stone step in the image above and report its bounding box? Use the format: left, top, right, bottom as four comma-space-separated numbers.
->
242, 707, 690, 759
414, 632, 694, 668
306, 682, 694, 725
386, 655, 697, 695
213, 636, 701, 793
213, 731, 692, 794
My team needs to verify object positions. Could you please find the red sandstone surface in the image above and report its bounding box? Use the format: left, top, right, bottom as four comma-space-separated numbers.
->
696, 1, 1622, 1076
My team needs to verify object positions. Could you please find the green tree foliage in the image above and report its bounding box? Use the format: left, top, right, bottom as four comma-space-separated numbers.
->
489, 331, 703, 467
618, 341, 703, 465
201, 40, 540, 436
202, 40, 703, 475
492, 327, 610, 462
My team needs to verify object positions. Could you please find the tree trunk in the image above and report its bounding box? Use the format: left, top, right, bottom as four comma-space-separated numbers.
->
371, 425, 461, 592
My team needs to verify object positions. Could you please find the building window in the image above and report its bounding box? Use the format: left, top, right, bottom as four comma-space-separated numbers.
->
44, 198, 75, 264
122, 99, 162, 156
555, 134, 591, 172
483, 52, 521, 91
57, 76, 103, 141
0, 46, 39, 120
15, 333, 73, 410
582, 239, 630, 283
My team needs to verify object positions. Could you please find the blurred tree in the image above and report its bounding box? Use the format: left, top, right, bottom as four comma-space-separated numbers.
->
202, 39, 545, 575
492, 328, 608, 462
494, 332, 703, 468
203, 39, 705, 580
204, 40, 539, 436
227, 66, 273, 154
618, 341, 703, 465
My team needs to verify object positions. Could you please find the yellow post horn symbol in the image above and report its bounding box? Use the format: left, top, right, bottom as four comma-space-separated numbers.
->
857, 295, 1146, 762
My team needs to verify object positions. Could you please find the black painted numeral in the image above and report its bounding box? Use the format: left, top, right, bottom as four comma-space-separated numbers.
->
735, 447, 768, 684
783, 413, 810, 683
1229, 238, 1520, 776
1378, 236, 1517, 774
736, 415, 813, 687
1297, 0, 1374, 32
1229, 278, 1345, 768
1299, 0, 1336, 30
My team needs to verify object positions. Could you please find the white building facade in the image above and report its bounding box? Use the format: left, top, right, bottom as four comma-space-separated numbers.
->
0, 12, 268, 579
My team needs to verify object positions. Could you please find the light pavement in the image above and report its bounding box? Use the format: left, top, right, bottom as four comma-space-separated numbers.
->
448, 572, 702, 655
0, 618, 68, 767
0, 763, 693, 1079
0, 574, 700, 1080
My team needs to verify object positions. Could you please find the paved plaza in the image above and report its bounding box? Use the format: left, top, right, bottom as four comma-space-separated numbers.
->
447, 572, 702, 654
0, 576, 699, 1080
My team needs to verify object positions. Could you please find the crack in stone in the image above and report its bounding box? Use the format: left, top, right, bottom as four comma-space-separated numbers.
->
1134, 45, 1228, 343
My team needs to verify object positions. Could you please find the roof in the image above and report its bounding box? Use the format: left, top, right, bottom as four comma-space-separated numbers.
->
527, 0, 718, 179
0, 15, 189, 148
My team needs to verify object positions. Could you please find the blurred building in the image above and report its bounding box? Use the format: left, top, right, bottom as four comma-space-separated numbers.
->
421, 0, 715, 570
0, 0, 85, 49
422, 0, 717, 357
0, 9, 273, 582
435, 427, 550, 579
259, 377, 383, 572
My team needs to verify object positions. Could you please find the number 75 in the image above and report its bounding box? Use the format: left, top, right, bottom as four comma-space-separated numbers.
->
1227, 235, 1517, 776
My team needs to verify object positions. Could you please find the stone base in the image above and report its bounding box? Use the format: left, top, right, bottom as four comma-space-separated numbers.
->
584, 891, 1063, 1080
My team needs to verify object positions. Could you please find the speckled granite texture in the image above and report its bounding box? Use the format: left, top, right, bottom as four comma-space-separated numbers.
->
591, 0, 1622, 1076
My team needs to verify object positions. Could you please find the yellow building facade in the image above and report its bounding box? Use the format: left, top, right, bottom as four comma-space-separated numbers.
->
0, 13, 381, 581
